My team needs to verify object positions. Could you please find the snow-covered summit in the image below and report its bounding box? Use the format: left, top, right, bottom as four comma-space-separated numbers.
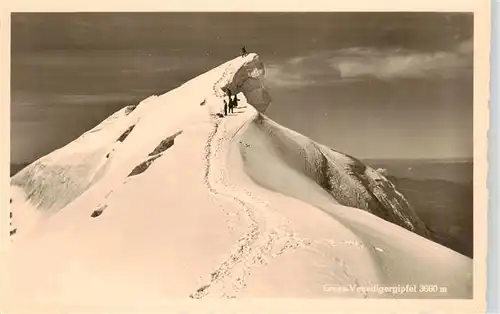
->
4, 53, 471, 310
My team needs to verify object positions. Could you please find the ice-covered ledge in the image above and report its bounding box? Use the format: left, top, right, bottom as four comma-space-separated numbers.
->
214, 53, 272, 113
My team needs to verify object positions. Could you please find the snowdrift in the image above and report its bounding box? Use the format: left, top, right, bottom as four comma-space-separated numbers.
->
3, 53, 472, 310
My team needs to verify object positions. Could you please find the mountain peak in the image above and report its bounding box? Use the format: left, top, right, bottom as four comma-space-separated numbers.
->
4, 54, 471, 308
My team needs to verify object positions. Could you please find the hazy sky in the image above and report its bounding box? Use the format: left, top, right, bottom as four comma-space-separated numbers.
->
11, 13, 473, 163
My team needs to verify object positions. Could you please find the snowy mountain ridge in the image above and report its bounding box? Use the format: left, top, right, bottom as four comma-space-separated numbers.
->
3, 53, 471, 309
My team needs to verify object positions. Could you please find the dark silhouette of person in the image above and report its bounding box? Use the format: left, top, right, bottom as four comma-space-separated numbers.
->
228, 97, 233, 114
232, 94, 240, 109
229, 94, 239, 114
241, 46, 248, 57
223, 89, 232, 116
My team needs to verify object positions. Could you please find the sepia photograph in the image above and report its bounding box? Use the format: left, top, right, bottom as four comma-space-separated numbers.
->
0, 4, 490, 312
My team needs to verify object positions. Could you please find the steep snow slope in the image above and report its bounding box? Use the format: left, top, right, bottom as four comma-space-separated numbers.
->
238, 113, 471, 296
241, 115, 431, 238
3, 53, 471, 310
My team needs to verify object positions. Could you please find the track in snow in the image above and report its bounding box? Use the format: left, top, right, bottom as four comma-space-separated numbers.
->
190, 62, 372, 299
190, 65, 309, 299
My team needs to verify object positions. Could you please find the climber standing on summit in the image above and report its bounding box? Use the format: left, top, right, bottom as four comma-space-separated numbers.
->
241, 45, 248, 57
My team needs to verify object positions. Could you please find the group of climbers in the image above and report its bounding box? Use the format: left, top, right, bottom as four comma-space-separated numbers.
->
223, 89, 239, 116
